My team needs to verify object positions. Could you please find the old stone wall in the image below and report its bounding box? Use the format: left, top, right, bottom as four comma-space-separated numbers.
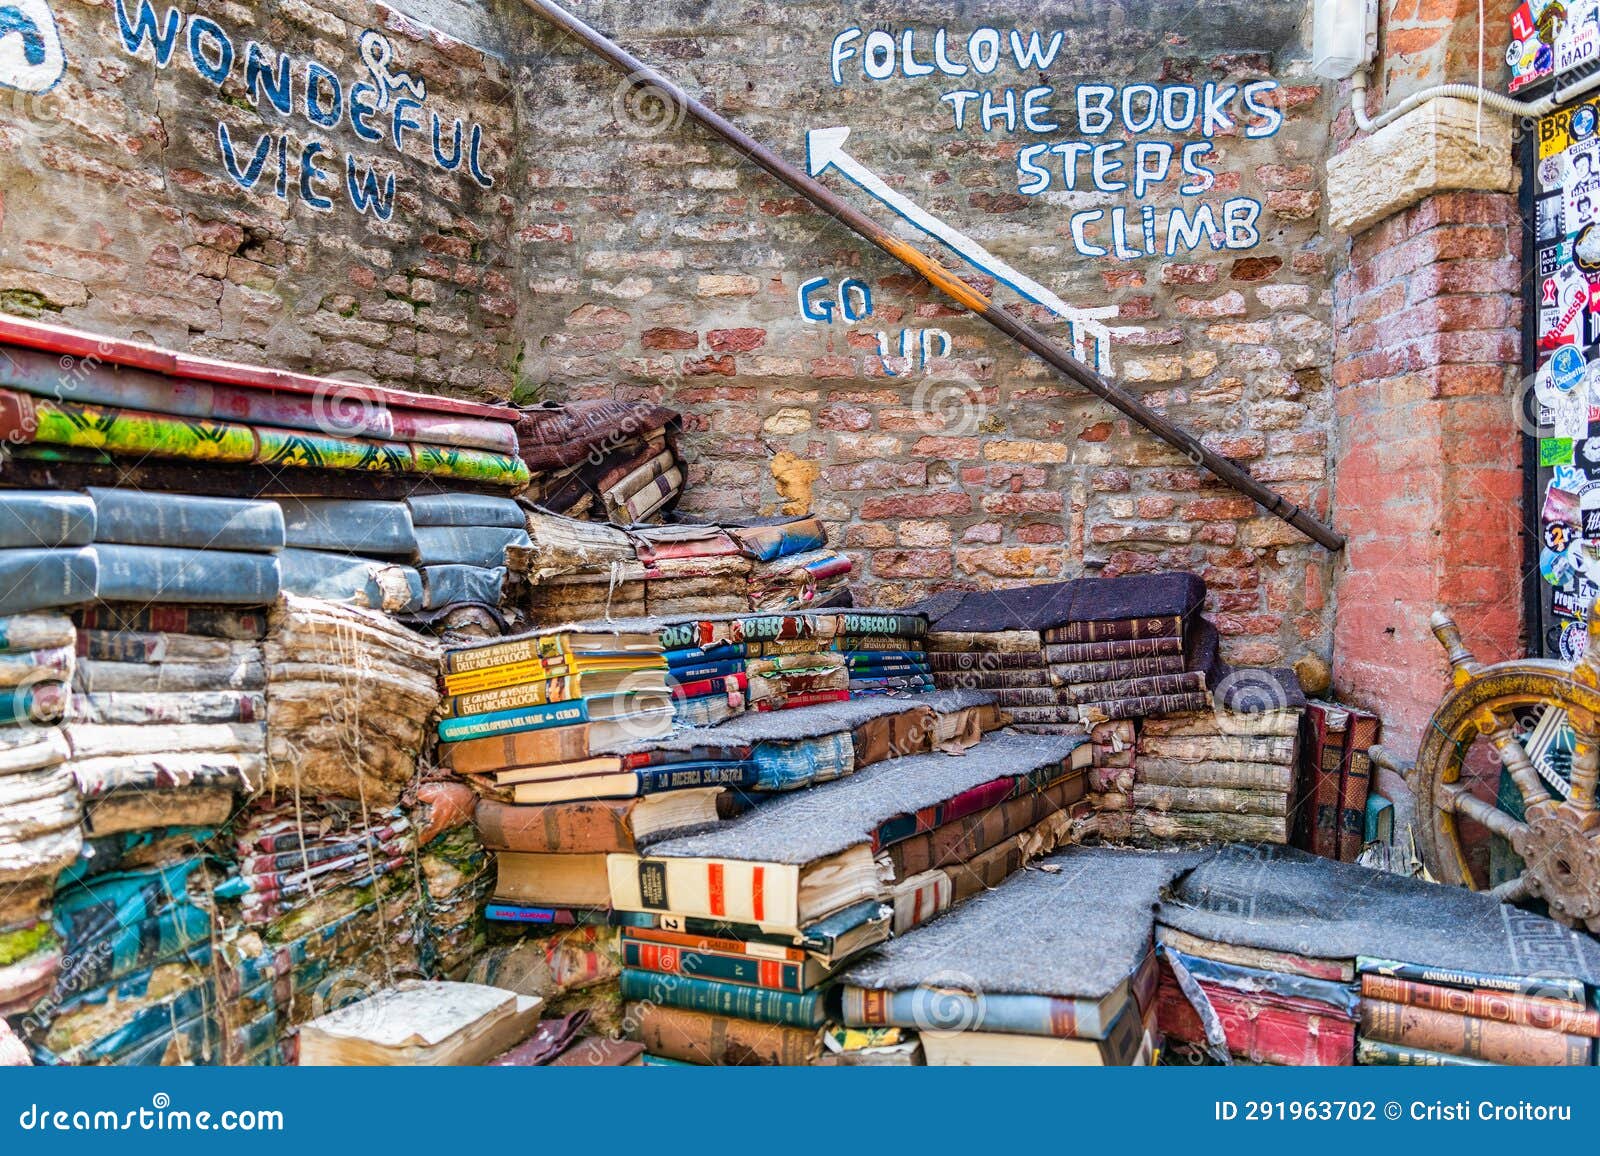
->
506, 0, 1341, 665
0, 0, 521, 396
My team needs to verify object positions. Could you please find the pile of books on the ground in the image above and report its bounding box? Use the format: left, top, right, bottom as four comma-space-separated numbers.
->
612, 732, 1090, 1064
840, 847, 1183, 1064
1296, 700, 1382, 862
0, 612, 79, 1024
1154, 844, 1600, 1066
413, 782, 492, 979
1127, 701, 1303, 846
513, 513, 851, 620
514, 400, 681, 522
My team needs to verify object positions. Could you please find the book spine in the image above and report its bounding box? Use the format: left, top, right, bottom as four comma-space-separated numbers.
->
666, 659, 746, 682
474, 798, 634, 854
445, 678, 561, 718
841, 987, 1111, 1039
627, 1003, 818, 1066
1141, 733, 1296, 764
1046, 615, 1183, 644
0, 549, 100, 618
445, 636, 562, 675
441, 658, 559, 696
1058, 671, 1206, 705
622, 941, 804, 992
90, 489, 285, 553
621, 926, 805, 963
1158, 979, 1355, 1065
1354, 1039, 1491, 1066
1309, 709, 1346, 859
436, 700, 587, 743
1360, 975, 1600, 1038
1132, 784, 1288, 816
1136, 758, 1295, 791
94, 545, 281, 606
637, 762, 758, 794
0, 491, 96, 549
440, 723, 591, 775
404, 492, 524, 528
662, 644, 746, 666
619, 857, 800, 928
668, 673, 748, 701
619, 969, 824, 1027
1078, 692, 1210, 721
1356, 957, 1587, 1004
1338, 712, 1380, 862
414, 525, 530, 568
73, 605, 269, 640
1359, 999, 1594, 1065
1133, 810, 1289, 844
1049, 654, 1187, 684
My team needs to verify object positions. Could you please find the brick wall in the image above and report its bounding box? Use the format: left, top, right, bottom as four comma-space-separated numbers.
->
0, 0, 520, 396
1331, 190, 1524, 748
508, 1, 1340, 665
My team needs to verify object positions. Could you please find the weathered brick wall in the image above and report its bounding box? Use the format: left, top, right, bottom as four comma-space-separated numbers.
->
0, 0, 520, 396
508, 0, 1340, 664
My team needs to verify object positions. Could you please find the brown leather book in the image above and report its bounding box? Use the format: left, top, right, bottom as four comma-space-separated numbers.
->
1360, 999, 1595, 1065
1338, 710, 1380, 862
1043, 615, 1183, 645
889, 776, 1083, 877
1042, 636, 1183, 664
442, 723, 592, 775
1059, 671, 1206, 706
1361, 976, 1600, 1039
1048, 654, 1187, 685
851, 705, 936, 766
474, 791, 723, 855
627, 1003, 820, 1066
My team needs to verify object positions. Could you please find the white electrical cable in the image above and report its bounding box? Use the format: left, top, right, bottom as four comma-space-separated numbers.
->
1351, 66, 1600, 133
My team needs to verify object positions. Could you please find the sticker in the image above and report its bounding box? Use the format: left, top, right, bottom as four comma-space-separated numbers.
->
1553, 344, 1588, 392
1577, 434, 1600, 468
1555, 389, 1588, 440
1538, 190, 1566, 242
1559, 618, 1590, 661
1554, 572, 1600, 616
1542, 436, 1577, 466
1565, 140, 1600, 227
1576, 101, 1600, 142
1544, 482, 1582, 523
1554, 463, 1588, 491
1540, 241, 1567, 278
1583, 486, 1600, 544
1547, 520, 1579, 552
1544, 544, 1581, 586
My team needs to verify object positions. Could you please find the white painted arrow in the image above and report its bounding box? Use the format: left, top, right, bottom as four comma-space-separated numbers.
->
807, 125, 1120, 371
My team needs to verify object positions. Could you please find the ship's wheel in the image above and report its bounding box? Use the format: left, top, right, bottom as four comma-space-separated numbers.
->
1399, 610, 1600, 932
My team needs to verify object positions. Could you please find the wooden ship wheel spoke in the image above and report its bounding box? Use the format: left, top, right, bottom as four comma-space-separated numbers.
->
1400, 610, 1600, 932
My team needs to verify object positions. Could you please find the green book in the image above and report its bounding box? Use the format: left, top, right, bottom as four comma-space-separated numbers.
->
619, 968, 827, 1027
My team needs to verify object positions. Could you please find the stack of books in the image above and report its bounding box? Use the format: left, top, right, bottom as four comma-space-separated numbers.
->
413, 783, 492, 979
1297, 700, 1382, 861
1156, 844, 1600, 1066
610, 732, 1090, 1064
437, 625, 676, 777
513, 399, 680, 522
835, 611, 933, 697
1357, 959, 1599, 1065
659, 612, 851, 714
927, 628, 1054, 721
1129, 705, 1303, 846
530, 411, 681, 523
67, 603, 270, 837
841, 847, 1181, 1064
263, 595, 442, 806
0, 611, 79, 1022
664, 634, 750, 727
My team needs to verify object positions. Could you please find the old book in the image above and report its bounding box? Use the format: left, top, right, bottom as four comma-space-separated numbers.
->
275, 497, 416, 555
919, 1008, 1147, 1066
95, 544, 281, 605
1354, 1038, 1490, 1066
420, 564, 505, 610
406, 492, 524, 529
1044, 615, 1183, 645
1137, 758, 1295, 791
1157, 977, 1354, 1065
1048, 653, 1186, 684
296, 980, 542, 1066
927, 649, 1044, 673
511, 761, 757, 805
1077, 692, 1210, 722
1058, 671, 1206, 705
414, 525, 531, 568
1301, 701, 1349, 858
443, 722, 593, 774
1155, 926, 1354, 982
1359, 999, 1594, 1065
1141, 709, 1301, 738
1356, 957, 1587, 1004
890, 775, 1087, 877
494, 852, 612, 907
1042, 636, 1183, 664
0, 549, 99, 617
1138, 733, 1297, 764
620, 968, 824, 1027
622, 936, 834, 993
475, 790, 726, 854
1339, 708, 1380, 862
81, 785, 237, 836
444, 668, 670, 718
1360, 974, 1600, 1038
446, 629, 662, 677
627, 1002, 820, 1066
1133, 810, 1290, 844
925, 629, 1040, 653
88, 488, 285, 553
74, 604, 269, 640
0, 491, 96, 548
1132, 784, 1288, 816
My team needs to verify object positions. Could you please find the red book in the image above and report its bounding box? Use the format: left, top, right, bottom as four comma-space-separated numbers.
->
1298, 701, 1349, 859
1338, 709, 1380, 862
1157, 976, 1356, 1066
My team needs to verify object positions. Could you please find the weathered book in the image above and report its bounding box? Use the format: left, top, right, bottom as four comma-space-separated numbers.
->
445, 628, 661, 676
1044, 615, 1183, 644
1339, 707, 1380, 862
1134, 810, 1289, 844
617, 896, 888, 964
928, 649, 1046, 672
1354, 1039, 1490, 1066
622, 937, 834, 993
1164, 948, 1358, 1016
1356, 956, 1588, 1004
93, 544, 280, 606
81, 785, 238, 836
443, 722, 593, 774
74, 604, 268, 640
1360, 974, 1600, 1038
494, 852, 612, 907
622, 467, 683, 523
1138, 733, 1298, 764
420, 564, 505, 610
1058, 671, 1206, 705
0, 548, 98, 617
275, 548, 422, 613
1141, 709, 1301, 739
405, 492, 525, 529
1155, 926, 1354, 982
1048, 653, 1186, 684
1041, 636, 1183, 664
296, 980, 542, 1066
917, 1009, 1149, 1065
1077, 691, 1210, 722
89, 488, 284, 553
0, 613, 76, 655
510, 761, 758, 805
74, 657, 265, 694
939, 667, 1051, 690
436, 700, 590, 744
413, 525, 532, 568
626, 1003, 820, 1065
925, 629, 1041, 654
1359, 999, 1594, 1065
1300, 700, 1349, 858
888, 775, 1087, 878
1157, 976, 1354, 1065
984, 687, 1060, 709
443, 668, 670, 718
0, 491, 95, 548
1132, 784, 1288, 816
620, 968, 826, 1027
727, 516, 828, 563
1137, 759, 1296, 791
274, 497, 416, 555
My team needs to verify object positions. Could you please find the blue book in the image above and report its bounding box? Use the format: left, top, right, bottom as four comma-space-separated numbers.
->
0, 490, 95, 548
89, 488, 284, 553
619, 969, 827, 1027
420, 564, 505, 609
406, 492, 525, 529
663, 643, 747, 666
94, 544, 281, 606
485, 903, 580, 925
278, 548, 423, 613
0, 547, 98, 615
515, 759, 759, 804
667, 658, 746, 682
840, 649, 926, 665
275, 497, 416, 556
413, 525, 531, 567
751, 733, 854, 791
438, 699, 588, 743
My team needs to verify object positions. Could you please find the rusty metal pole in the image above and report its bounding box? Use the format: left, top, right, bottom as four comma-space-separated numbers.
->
520, 0, 1346, 552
